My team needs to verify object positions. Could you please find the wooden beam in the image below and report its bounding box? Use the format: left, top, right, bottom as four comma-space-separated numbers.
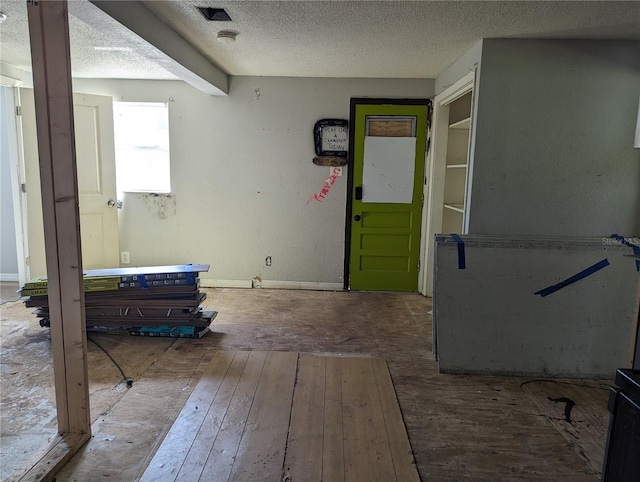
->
5, 433, 91, 482
69, 0, 228, 95
27, 0, 90, 443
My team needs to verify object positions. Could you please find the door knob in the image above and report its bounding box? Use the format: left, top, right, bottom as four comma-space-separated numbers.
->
107, 199, 116, 207
354, 214, 361, 221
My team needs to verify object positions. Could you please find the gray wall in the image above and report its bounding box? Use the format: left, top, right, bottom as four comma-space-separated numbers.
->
1, 86, 19, 279
434, 234, 639, 377
468, 39, 640, 237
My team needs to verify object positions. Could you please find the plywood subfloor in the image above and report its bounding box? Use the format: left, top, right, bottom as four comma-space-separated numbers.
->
1, 289, 612, 481
141, 351, 418, 482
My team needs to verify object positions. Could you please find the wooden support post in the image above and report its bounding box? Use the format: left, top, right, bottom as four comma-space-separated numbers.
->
25, 0, 90, 472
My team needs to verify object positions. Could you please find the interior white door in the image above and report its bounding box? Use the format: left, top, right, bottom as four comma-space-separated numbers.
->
21, 89, 119, 276
73, 93, 119, 269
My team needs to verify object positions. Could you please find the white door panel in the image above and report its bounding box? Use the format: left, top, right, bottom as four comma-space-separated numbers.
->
21, 89, 119, 276
362, 136, 417, 204
73, 94, 119, 270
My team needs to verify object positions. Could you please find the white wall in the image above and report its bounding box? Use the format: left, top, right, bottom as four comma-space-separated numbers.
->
468, 39, 640, 237
62, 76, 433, 285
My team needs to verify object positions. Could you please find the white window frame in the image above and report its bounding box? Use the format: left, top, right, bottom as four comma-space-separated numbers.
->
113, 101, 171, 193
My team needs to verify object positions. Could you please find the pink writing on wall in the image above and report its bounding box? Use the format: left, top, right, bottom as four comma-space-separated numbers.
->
307, 167, 342, 205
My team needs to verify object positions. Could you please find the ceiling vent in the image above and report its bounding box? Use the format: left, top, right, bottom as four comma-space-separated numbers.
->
196, 7, 232, 21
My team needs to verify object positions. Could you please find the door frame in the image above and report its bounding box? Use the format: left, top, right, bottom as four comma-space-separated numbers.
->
343, 97, 431, 291
0, 81, 31, 286
422, 72, 476, 297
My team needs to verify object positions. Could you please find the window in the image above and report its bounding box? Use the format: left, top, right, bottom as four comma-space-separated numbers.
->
113, 102, 170, 193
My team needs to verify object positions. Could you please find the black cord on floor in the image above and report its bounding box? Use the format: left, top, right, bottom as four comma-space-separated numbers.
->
87, 337, 133, 388
519, 379, 610, 391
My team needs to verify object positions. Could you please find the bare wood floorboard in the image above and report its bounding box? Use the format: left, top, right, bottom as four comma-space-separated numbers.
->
285, 355, 327, 480
322, 357, 345, 482
1, 288, 612, 481
138, 350, 237, 481
199, 351, 266, 481
142, 351, 418, 482
342, 357, 398, 482
177, 351, 251, 480
227, 351, 297, 482
371, 358, 420, 482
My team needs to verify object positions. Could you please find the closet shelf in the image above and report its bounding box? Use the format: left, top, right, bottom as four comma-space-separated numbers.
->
443, 203, 464, 213
448, 117, 471, 129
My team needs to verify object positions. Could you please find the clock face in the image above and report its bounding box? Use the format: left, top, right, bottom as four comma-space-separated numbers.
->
314, 119, 349, 157
321, 125, 348, 152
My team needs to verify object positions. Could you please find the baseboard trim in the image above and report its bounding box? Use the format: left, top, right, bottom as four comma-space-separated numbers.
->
260, 280, 344, 291
200, 279, 253, 289
200, 279, 344, 291
0, 273, 19, 282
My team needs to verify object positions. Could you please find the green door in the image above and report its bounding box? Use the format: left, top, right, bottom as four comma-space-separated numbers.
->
349, 104, 427, 291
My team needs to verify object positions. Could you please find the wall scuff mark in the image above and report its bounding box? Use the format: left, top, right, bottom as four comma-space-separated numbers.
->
140, 193, 176, 220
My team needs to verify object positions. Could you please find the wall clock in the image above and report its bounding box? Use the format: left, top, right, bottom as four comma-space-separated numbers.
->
314, 119, 348, 157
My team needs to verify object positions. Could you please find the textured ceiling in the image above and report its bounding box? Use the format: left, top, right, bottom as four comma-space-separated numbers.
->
143, 0, 640, 78
0, 0, 178, 80
0, 0, 638, 81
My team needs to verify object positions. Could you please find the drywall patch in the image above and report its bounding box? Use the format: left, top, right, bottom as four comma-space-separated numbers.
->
140, 193, 176, 220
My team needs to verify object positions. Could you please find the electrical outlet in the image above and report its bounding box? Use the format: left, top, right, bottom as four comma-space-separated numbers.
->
266, 256, 272, 267
121, 251, 130, 264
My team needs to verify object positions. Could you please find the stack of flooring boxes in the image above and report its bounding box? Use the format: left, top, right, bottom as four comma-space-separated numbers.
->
20, 264, 216, 338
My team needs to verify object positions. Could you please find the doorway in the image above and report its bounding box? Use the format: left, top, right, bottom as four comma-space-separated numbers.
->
0, 84, 29, 287
423, 72, 475, 297
345, 99, 429, 291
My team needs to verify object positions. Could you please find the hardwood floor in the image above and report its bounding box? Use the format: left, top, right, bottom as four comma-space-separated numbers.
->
0, 288, 611, 481
141, 351, 418, 482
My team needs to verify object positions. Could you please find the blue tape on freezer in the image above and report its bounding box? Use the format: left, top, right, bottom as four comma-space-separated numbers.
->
450, 234, 466, 270
534, 258, 610, 297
